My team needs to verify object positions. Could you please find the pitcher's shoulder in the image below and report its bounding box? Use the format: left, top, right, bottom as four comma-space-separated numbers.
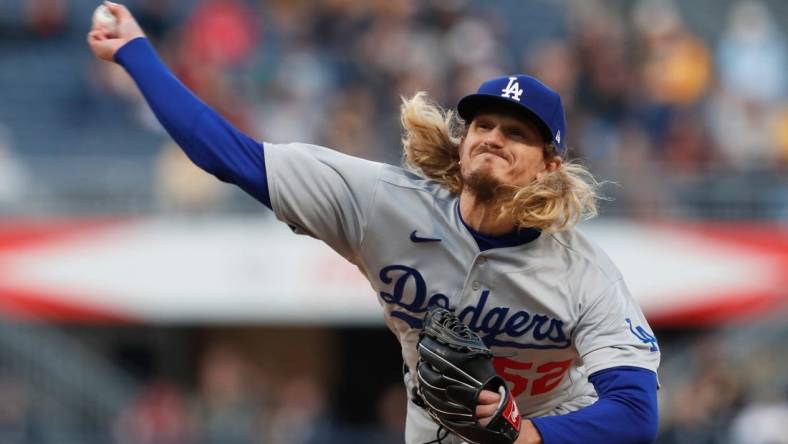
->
546, 227, 623, 282
378, 164, 455, 201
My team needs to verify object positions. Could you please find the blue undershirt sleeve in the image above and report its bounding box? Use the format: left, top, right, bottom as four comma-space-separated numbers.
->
114, 37, 271, 208
530, 367, 659, 444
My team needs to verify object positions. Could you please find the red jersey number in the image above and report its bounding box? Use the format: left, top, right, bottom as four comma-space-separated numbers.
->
493, 357, 573, 397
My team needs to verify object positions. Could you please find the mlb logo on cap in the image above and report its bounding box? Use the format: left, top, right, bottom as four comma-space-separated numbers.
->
457, 75, 567, 153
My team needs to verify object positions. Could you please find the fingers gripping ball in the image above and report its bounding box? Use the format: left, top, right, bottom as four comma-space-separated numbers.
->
416, 307, 521, 444
92, 4, 118, 35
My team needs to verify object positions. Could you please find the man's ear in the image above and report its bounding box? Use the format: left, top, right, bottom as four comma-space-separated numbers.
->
537, 156, 562, 180
546, 156, 562, 172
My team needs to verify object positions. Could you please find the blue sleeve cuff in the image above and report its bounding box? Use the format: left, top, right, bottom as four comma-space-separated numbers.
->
531, 367, 658, 444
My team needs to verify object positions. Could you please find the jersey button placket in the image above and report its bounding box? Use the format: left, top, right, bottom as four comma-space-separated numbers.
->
469, 255, 486, 292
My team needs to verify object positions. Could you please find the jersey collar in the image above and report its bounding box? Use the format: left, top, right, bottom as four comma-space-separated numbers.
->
455, 201, 541, 252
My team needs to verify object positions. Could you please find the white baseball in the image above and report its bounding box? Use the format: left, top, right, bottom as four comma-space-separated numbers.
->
92, 4, 118, 34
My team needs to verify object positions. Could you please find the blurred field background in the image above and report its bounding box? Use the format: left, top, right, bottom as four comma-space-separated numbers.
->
1, 0, 787, 443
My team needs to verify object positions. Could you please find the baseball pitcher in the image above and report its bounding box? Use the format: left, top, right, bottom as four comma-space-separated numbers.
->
88, 3, 660, 443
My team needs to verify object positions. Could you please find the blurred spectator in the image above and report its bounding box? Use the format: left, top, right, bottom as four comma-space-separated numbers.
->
635, 0, 712, 106
0, 374, 41, 444
568, 2, 634, 164
191, 344, 267, 444
524, 40, 578, 111
114, 380, 192, 444
23, 0, 67, 37
268, 376, 330, 444
601, 124, 675, 218
717, 1, 787, 104
707, 92, 781, 170
775, 106, 788, 166
153, 141, 228, 214
633, 0, 712, 152
181, 0, 260, 69
661, 111, 717, 173
0, 126, 31, 211
372, 384, 407, 444
318, 87, 379, 158
134, 0, 180, 45
729, 399, 788, 444
658, 339, 743, 444
253, 45, 332, 144
708, 0, 787, 171
169, 0, 261, 136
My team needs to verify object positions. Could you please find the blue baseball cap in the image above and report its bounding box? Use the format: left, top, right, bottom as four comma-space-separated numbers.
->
457, 75, 567, 154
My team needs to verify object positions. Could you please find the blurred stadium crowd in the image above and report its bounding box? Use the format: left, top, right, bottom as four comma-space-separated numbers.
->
0, 0, 787, 443
0, 0, 785, 217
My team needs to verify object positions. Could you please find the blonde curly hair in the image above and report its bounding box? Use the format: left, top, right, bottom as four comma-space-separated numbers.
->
400, 92, 601, 233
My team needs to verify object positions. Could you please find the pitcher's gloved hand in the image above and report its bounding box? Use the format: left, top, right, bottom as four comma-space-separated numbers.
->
416, 307, 521, 444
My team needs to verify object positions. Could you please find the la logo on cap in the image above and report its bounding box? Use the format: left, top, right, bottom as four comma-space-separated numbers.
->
501, 77, 523, 101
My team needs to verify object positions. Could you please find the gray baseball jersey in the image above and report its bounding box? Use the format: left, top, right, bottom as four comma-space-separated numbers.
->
264, 142, 660, 444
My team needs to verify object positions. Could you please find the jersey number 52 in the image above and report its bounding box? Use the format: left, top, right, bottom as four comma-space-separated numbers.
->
493, 357, 573, 397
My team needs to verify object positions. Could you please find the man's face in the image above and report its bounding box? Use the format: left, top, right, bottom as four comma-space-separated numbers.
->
459, 111, 554, 200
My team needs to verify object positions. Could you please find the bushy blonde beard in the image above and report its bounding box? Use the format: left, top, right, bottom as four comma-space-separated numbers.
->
400, 92, 601, 233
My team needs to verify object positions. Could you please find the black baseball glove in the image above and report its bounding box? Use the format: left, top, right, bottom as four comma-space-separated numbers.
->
416, 307, 521, 444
